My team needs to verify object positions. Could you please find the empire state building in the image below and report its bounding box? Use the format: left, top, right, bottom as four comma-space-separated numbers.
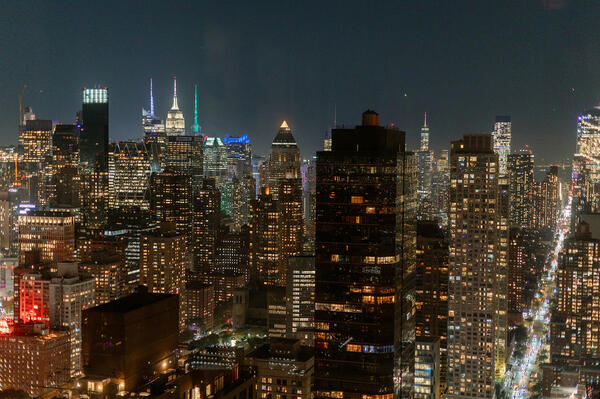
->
165, 76, 185, 136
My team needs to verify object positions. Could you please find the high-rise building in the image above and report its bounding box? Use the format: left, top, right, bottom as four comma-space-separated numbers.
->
551, 221, 600, 368
492, 115, 511, 176
165, 76, 185, 136
193, 178, 221, 275
224, 134, 252, 178
80, 250, 127, 306
48, 124, 80, 210
18, 211, 75, 267
277, 178, 304, 285
19, 119, 53, 171
508, 147, 534, 228
314, 110, 416, 399
216, 225, 250, 279
447, 134, 498, 399
140, 226, 190, 298
0, 323, 71, 398
540, 166, 561, 229
415, 337, 441, 399
417, 113, 434, 220
149, 171, 193, 239
181, 281, 214, 331
415, 221, 448, 390
268, 121, 300, 200
163, 135, 204, 187
495, 176, 510, 378
431, 149, 450, 226
142, 78, 166, 144
203, 136, 228, 188
249, 188, 279, 285
508, 227, 526, 316
229, 175, 255, 230
108, 141, 151, 210
301, 158, 316, 251
286, 256, 315, 345
80, 88, 109, 231
48, 262, 95, 377
19, 274, 50, 324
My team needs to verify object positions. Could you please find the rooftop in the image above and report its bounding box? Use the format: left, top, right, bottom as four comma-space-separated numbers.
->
89, 287, 175, 314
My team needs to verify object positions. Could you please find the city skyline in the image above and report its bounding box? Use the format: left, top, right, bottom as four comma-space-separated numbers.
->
2, 1, 600, 159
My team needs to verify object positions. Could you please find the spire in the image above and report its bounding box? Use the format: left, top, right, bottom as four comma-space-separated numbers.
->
280, 120, 289, 130
424, 112, 427, 127
192, 84, 200, 134
171, 76, 179, 110
150, 78, 155, 116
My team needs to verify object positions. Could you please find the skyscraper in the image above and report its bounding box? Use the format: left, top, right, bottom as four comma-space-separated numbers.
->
286, 255, 315, 345
18, 211, 76, 267
447, 134, 498, 399
19, 119, 53, 171
108, 141, 151, 210
268, 121, 300, 200
163, 135, 204, 188
508, 147, 534, 228
203, 136, 228, 188
277, 178, 304, 284
48, 124, 80, 210
417, 113, 434, 220
492, 115, 511, 176
224, 134, 252, 178
80, 88, 109, 231
165, 76, 185, 136
149, 171, 193, 239
142, 78, 165, 143
314, 110, 416, 399
415, 221, 448, 390
249, 188, 279, 285
192, 178, 221, 275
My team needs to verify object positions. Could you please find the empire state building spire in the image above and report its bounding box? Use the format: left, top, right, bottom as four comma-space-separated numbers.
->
171, 76, 179, 110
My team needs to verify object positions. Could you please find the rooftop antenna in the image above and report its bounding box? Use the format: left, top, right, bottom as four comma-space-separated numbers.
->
149, 78, 155, 116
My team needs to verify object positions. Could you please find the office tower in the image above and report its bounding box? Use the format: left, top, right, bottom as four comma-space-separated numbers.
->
431, 149, 450, 226
508, 147, 535, 228
246, 339, 314, 399
508, 228, 525, 316
163, 135, 204, 187
224, 134, 252, 178
415, 221, 448, 390
203, 136, 228, 188
229, 175, 255, 230
216, 225, 250, 278
140, 226, 190, 297
417, 113, 434, 220
82, 288, 179, 391
492, 115, 511, 176
18, 119, 53, 171
80, 250, 127, 305
447, 134, 498, 399
208, 271, 246, 304
415, 337, 441, 399
149, 171, 193, 239
48, 124, 80, 209
193, 178, 221, 275
108, 141, 151, 210
286, 255, 315, 345
105, 207, 154, 289
314, 110, 416, 398
19, 274, 50, 324
165, 76, 185, 136
495, 176, 510, 378
268, 121, 301, 200
0, 323, 71, 398
301, 158, 317, 253
181, 281, 214, 331
267, 285, 287, 338
80, 88, 109, 231
48, 263, 95, 377
277, 178, 304, 284
142, 78, 166, 143
249, 188, 280, 285
18, 211, 75, 267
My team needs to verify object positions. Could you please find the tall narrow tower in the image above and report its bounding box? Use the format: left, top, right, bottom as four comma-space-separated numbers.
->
192, 84, 200, 135
447, 134, 499, 399
493, 116, 511, 176
420, 112, 430, 151
165, 76, 185, 136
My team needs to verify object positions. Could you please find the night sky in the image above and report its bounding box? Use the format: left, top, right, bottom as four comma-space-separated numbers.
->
1, 0, 600, 160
